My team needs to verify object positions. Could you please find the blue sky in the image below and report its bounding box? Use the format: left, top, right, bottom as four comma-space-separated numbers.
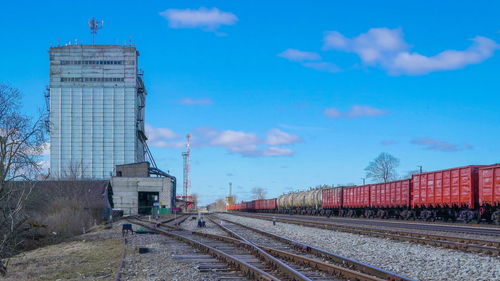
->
1, 1, 499, 204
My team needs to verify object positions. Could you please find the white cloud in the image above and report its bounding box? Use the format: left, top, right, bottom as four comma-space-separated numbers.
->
262, 147, 294, 156
209, 130, 259, 153
324, 105, 387, 118
265, 129, 300, 145
196, 127, 298, 157
179, 98, 213, 106
278, 49, 321, 61
278, 48, 339, 73
145, 125, 299, 157
159, 7, 237, 32
323, 108, 342, 118
146, 124, 183, 148
146, 124, 178, 140
391, 37, 498, 74
411, 138, 472, 152
324, 28, 407, 64
323, 28, 498, 75
347, 105, 387, 117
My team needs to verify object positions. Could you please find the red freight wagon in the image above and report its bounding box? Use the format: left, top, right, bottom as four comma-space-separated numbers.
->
245, 201, 256, 211
342, 185, 370, 208
255, 198, 277, 210
322, 188, 343, 208
264, 198, 277, 210
479, 165, 500, 206
255, 199, 264, 210
370, 179, 411, 208
412, 165, 482, 209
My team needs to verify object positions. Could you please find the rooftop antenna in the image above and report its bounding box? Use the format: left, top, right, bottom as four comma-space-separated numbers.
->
88, 17, 104, 44
182, 134, 191, 211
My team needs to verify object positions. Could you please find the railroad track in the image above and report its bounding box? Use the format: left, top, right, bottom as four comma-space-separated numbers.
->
227, 213, 500, 256
208, 215, 414, 281
126, 217, 415, 280
247, 213, 500, 236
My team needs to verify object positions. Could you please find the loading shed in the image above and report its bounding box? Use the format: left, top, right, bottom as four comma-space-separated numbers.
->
111, 162, 176, 215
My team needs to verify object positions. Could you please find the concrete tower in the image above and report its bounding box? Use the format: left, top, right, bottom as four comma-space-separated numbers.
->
48, 44, 147, 179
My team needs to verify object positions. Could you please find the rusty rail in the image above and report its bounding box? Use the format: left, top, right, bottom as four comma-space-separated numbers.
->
127, 218, 280, 281
212, 216, 416, 281
231, 213, 500, 256
207, 217, 311, 281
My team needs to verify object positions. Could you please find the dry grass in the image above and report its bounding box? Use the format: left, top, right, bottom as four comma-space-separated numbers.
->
2, 237, 123, 281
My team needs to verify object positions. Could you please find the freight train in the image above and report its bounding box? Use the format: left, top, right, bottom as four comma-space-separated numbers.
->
227, 164, 500, 224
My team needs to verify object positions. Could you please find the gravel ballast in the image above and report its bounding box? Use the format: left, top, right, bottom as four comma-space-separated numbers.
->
253, 214, 500, 242
218, 213, 500, 281
181, 216, 228, 236
121, 222, 222, 281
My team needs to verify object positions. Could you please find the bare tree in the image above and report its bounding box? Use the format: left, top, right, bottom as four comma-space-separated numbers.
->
365, 152, 400, 183
251, 187, 267, 200
0, 84, 46, 275
208, 198, 227, 212
58, 160, 87, 179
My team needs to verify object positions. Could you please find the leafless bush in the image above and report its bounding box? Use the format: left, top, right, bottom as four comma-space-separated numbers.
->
0, 84, 46, 275
26, 180, 108, 240
208, 198, 227, 212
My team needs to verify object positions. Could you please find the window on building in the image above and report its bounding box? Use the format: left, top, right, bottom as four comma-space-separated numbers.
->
60, 60, 124, 65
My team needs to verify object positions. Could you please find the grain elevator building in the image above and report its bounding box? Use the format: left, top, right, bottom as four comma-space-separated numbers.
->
49, 45, 147, 178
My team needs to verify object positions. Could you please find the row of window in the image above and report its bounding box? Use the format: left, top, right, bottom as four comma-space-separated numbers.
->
60, 77, 125, 82
60, 60, 124, 65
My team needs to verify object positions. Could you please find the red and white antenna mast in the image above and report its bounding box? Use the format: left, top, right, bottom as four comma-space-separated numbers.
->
182, 134, 191, 208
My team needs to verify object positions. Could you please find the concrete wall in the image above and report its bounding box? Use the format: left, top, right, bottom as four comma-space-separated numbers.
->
49, 45, 146, 179
115, 162, 149, 177
111, 177, 174, 215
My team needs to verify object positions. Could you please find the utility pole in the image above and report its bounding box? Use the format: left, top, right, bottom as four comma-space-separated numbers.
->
361, 178, 366, 185
229, 182, 232, 196
182, 134, 191, 211
417, 165, 423, 174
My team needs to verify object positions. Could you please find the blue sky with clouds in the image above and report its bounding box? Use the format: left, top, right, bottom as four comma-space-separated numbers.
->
0, 1, 499, 204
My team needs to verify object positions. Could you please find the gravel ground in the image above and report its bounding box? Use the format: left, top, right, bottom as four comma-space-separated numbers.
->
181, 216, 228, 236
245, 213, 500, 242
328, 222, 500, 242
298, 216, 500, 242
218, 214, 500, 281
121, 222, 224, 281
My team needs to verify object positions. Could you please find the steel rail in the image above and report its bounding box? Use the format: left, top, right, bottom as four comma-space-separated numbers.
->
206, 218, 312, 281
135, 216, 413, 281
208, 217, 393, 281
192, 227, 387, 281
231, 213, 500, 256
127, 218, 279, 281
212, 216, 416, 281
